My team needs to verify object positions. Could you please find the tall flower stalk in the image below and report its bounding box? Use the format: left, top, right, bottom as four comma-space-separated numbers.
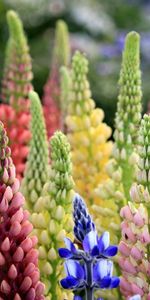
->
65, 51, 120, 243
0, 10, 33, 179
21, 91, 49, 211
59, 194, 120, 300
0, 121, 44, 299
95, 31, 142, 242
30, 131, 74, 299
43, 20, 71, 137
119, 114, 150, 299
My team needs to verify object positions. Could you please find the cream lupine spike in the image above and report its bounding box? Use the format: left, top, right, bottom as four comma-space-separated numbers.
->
95, 32, 142, 238
119, 114, 150, 299
31, 131, 74, 300
65, 51, 120, 244
21, 91, 49, 211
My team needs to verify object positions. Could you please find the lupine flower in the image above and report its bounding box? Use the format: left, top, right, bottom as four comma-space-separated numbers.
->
0, 120, 44, 299
59, 194, 119, 299
119, 114, 150, 299
65, 51, 120, 245
96, 31, 142, 245
43, 20, 71, 137
0, 10, 33, 179
30, 131, 74, 300
21, 91, 49, 211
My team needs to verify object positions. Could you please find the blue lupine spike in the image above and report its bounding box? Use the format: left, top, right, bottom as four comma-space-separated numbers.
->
59, 193, 120, 299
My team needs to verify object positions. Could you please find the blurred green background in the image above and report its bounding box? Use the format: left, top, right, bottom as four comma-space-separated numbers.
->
0, 0, 150, 128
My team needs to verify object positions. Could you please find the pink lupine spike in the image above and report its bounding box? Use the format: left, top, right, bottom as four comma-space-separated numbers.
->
0, 121, 44, 299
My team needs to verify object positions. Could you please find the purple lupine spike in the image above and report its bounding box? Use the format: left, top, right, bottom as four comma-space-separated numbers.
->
0, 121, 45, 300
59, 193, 119, 299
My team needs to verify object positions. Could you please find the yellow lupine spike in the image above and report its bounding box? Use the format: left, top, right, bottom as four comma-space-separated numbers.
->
65, 51, 120, 244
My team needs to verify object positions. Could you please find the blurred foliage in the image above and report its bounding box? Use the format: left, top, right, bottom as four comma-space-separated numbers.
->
1, 0, 150, 128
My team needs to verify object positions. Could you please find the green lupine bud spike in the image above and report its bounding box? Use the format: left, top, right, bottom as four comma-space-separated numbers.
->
53, 20, 70, 67
31, 131, 74, 299
1, 10, 33, 107
21, 91, 49, 211
7, 10, 27, 54
114, 31, 142, 201
123, 31, 140, 64
67, 51, 92, 115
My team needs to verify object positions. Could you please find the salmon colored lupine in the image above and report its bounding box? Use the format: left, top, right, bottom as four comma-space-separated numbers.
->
95, 32, 142, 242
119, 114, 150, 299
21, 91, 49, 211
43, 20, 71, 137
65, 51, 120, 248
0, 10, 33, 179
0, 120, 45, 300
30, 131, 74, 300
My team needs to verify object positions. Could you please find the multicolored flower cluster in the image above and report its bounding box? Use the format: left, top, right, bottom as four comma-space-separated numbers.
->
0, 121, 44, 299
0, 10, 33, 179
